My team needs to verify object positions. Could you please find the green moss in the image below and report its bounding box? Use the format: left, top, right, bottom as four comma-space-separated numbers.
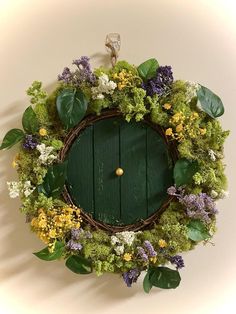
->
27, 81, 47, 105
88, 98, 111, 115
111, 61, 138, 76
83, 242, 111, 260
148, 95, 170, 127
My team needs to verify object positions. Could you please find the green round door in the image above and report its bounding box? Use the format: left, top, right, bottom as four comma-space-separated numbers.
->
66, 117, 173, 226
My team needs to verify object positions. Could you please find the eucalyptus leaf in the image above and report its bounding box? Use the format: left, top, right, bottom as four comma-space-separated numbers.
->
56, 89, 88, 129
38, 161, 67, 198
143, 268, 154, 293
150, 267, 181, 289
22, 106, 39, 134
187, 219, 211, 242
197, 85, 224, 118
0, 128, 25, 150
33, 241, 65, 261
65, 255, 92, 274
174, 158, 198, 187
137, 58, 159, 81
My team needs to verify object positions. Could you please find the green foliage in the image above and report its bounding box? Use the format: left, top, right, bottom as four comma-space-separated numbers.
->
83, 242, 111, 260
22, 106, 39, 134
197, 85, 224, 118
56, 89, 88, 129
38, 162, 67, 198
187, 219, 211, 242
27, 81, 48, 105
137, 58, 159, 81
66, 255, 92, 274
33, 241, 64, 261
0, 129, 25, 150
174, 158, 199, 187
148, 95, 169, 127
148, 267, 181, 289
111, 60, 138, 76
143, 268, 154, 293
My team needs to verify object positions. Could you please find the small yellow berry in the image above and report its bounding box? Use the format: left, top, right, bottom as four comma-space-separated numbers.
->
163, 103, 172, 110
39, 128, 47, 136
158, 239, 167, 248
123, 253, 132, 261
165, 128, 173, 136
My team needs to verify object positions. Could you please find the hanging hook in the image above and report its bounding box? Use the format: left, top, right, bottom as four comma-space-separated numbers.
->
105, 33, 121, 67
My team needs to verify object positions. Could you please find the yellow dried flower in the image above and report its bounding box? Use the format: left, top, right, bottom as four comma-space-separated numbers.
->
158, 239, 167, 248
172, 112, 183, 123
123, 253, 132, 261
176, 124, 183, 133
163, 103, 172, 110
165, 128, 173, 136
200, 128, 207, 135
150, 256, 157, 263
39, 128, 47, 136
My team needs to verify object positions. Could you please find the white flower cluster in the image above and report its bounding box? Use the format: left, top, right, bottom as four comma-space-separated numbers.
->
36, 143, 57, 165
208, 149, 217, 161
210, 189, 229, 199
7, 180, 35, 199
91, 74, 117, 100
185, 81, 200, 104
111, 231, 136, 255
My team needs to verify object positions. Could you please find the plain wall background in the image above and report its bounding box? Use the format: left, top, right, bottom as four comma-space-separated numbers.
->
0, 1, 235, 313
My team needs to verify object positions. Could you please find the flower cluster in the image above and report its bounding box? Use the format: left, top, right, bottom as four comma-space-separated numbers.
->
112, 69, 136, 90
122, 268, 140, 287
111, 231, 136, 257
36, 143, 57, 165
169, 255, 185, 270
137, 240, 157, 263
167, 186, 218, 223
66, 228, 92, 252
23, 135, 38, 150
7, 180, 35, 198
31, 206, 82, 251
91, 73, 117, 99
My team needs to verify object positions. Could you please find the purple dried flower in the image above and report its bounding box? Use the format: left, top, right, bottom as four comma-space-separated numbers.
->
142, 65, 173, 96
169, 255, 185, 269
137, 246, 149, 262
23, 135, 38, 150
71, 228, 83, 240
66, 239, 82, 251
58, 67, 74, 84
122, 269, 140, 287
167, 186, 177, 196
143, 240, 157, 257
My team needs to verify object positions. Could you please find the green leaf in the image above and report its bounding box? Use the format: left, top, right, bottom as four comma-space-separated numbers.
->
65, 255, 92, 274
38, 161, 67, 198
56, 89, 88, 129
137, 58, 159, 81
197, 85, 224, 118
174, 158, 198, 187
0, 128, 25, 150
187, 219, 211, 242
143, 268, 154, 293
22, 106, 39, 134
33, 241, 65, 261
150, 267, 181, 289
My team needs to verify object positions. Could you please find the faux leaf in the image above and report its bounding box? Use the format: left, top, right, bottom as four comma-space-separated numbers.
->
56, 89, 88, 129
22, 106, 39, 134
33, 241, 65, 261
174, 158, 198, 187
150, 266, 181, 289
143, 268, 154, 293
38, 161, 67, 198
65, 255, 92, 274
197, 85, 224, 118
137, 58, 159, 81
0, 128, 25, 150
187, 219, 211, 242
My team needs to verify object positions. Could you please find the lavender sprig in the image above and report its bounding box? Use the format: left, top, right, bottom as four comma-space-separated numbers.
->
122, 269, 140, 287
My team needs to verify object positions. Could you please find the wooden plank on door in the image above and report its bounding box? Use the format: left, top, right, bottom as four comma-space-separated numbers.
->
120, 121, 147, 224
93, 118, 121, 225
66, 126, 94, 215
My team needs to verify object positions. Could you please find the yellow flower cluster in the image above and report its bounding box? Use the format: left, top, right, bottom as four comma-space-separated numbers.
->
165, 111, 206, 141
31, 206, 82, 250
39, 128, 47, 136
123, 252, 132, 261
158, 239, 167, 248
112, 70, 135, 90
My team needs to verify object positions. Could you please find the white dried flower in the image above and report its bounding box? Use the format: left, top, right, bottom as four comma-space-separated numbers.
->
116, 231, 136, 246
208, 149, 217, 161
7, 181, 20, 198
210, 190, 218, 198
114, 245, 124, 255
111, 235, 119, 246
23, 181, 35, 197
36, 143, 57, 165
185, 81, 200, 104
91, 73, 117, 100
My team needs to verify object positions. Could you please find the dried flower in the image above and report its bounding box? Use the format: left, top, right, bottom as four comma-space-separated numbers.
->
122, 269, 140, 287
143, 240, 157, 257
123, 253, 132, 261
66, 239, 83, 251
39, 128, 47, 136
23, 135, 38, 150
158, 239, 167, 248
169, 255, 185, 269
137, 246, 149, 262
7, 181, 20, 198
91, 73, 117, 99
36, 143, 57, 165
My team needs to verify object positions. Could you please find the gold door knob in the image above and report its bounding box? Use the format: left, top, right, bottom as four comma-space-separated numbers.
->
115, 167, 124, 176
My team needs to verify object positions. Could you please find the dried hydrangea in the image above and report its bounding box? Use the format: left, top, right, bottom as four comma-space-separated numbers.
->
36, 143, 57, 165
91, 73, 117, 99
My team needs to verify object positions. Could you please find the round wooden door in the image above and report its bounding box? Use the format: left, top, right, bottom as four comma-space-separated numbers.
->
65, 115, 173, 227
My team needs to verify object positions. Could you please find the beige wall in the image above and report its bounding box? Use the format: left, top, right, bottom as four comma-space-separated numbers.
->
0, 1, 236, 313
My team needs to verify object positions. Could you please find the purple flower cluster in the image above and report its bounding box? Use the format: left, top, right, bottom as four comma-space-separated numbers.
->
122, 268, 140, 287
142, 66, 173, 96
22, 135, 38, 150
169, 255, 185, 269
58, 56, 96, 86
167, 186, 218, 223
66, 228, 92, 252
137, 240, 157, 262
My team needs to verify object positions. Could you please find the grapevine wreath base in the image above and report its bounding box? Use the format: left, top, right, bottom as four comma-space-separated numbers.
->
1, 47, 229, 292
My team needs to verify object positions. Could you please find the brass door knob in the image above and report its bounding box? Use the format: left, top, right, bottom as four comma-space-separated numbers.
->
115, 168, 124, 176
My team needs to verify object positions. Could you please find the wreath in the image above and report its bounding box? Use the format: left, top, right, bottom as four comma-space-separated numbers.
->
1, 49, 229, 292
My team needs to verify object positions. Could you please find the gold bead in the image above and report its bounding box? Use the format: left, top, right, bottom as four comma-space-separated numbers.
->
115, 167, 124, 176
